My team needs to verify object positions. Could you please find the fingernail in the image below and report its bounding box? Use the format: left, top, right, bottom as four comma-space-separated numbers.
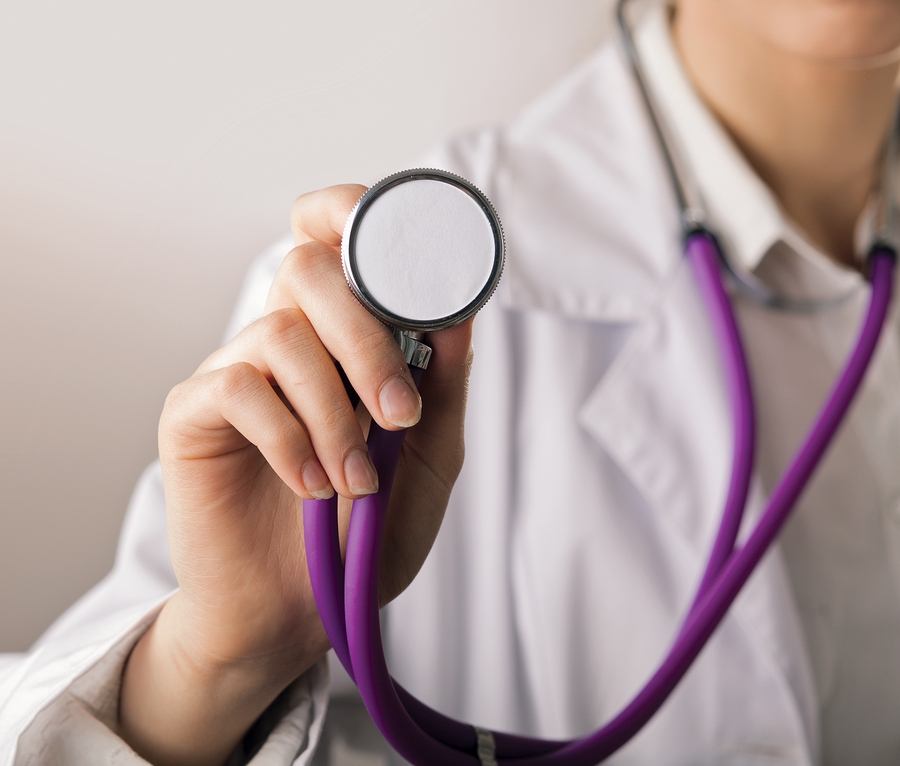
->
302, 460, 334, 499
379, 375, 422, 428
344, 448, 379, 495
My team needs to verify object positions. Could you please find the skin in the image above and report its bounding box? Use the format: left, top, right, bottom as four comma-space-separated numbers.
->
119, 186, 474, 766
673, 0, 900, 266
119, 2, 900, 765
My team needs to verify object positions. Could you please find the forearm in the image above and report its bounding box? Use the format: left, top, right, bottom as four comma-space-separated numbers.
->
118, 593, 325, 766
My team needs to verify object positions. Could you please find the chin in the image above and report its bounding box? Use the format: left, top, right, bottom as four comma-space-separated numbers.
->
715, 0, 900, 64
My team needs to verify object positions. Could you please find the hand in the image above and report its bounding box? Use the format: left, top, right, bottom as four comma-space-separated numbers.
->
119, 184, 474, 766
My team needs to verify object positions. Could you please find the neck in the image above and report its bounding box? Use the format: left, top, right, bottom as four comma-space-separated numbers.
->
673, 0, 899, 267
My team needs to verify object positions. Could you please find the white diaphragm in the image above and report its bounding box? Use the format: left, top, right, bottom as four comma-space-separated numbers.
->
342, 169, 504, 334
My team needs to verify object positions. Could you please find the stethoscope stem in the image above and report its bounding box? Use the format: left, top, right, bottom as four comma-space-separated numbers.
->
304, 237, 895, 765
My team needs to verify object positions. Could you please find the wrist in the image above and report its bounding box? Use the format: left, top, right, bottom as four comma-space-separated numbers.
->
119, 593, 327, 766
164, 591, 328, 688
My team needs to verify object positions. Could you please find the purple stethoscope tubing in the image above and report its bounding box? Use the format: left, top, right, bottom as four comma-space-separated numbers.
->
303, 230, 896, 764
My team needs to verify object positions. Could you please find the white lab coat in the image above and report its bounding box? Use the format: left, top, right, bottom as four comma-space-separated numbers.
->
0, 32, 822, 766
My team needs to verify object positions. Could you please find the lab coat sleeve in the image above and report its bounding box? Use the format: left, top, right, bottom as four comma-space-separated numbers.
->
0, 235, 330, 766
0, 142, 494, 764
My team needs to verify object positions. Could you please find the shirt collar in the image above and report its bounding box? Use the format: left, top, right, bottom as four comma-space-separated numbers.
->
633, 1, 865, 297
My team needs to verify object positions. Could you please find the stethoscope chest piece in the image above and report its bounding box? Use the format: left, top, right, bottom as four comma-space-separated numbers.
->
342, 169, 504, 339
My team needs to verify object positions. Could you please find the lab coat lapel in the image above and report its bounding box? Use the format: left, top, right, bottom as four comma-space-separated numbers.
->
445, 35, 818, 748
575, 256, 820, 752
578, 255, 732, 560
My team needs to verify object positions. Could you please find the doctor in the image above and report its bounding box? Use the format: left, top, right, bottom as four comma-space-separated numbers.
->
4, 0, 900, 764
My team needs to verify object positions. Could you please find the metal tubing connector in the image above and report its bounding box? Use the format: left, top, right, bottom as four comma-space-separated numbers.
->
474, 727, 497, 766
394, 328, 432, 369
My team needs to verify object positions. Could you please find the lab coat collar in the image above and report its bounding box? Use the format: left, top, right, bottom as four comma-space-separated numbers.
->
636, 2, 875, 280
492, 0, 868, 328
634, 3, 785, 273
494, 39, 683, 325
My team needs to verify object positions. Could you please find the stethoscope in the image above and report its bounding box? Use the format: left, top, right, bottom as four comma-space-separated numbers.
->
301, 0, 899, 763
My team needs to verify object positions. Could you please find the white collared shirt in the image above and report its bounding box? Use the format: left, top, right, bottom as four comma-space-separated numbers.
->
638, 6, 900, 763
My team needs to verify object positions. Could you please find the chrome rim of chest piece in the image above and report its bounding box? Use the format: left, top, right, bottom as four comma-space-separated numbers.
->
341, 168, 505, 334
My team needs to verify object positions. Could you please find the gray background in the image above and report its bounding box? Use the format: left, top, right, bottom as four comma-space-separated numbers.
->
0, 0, 614, 651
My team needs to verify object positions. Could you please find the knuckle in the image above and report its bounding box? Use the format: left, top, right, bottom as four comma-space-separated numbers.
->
270, 421, 305, 457
159, 381, 195, 439
262, 307, 306, 344
317, 400, 349, 435
280, 242, 332, 285
289, 191, 323, 236
281, 243, 313, 278
259, 309, 321, 362
346, 323, 395, 367
162, 379, 189, 412
212, 361, 261, 403
290, 191, 310, 226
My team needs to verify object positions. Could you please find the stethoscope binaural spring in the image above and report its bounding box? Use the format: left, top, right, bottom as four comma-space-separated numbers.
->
301, 1, 899, 762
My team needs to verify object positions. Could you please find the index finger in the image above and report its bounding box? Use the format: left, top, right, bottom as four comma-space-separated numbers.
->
291, 184, 367, 247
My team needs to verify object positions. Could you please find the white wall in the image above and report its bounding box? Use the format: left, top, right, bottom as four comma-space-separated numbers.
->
0, 0, 614, 651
